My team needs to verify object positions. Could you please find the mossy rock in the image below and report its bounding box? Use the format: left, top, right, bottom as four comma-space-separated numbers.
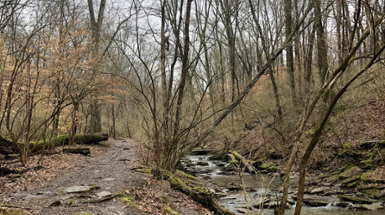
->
338, 195, 374, 204
339, 166, 362, 179
324, 174, 340, 184
360, 158, 376, 169
359, 140, 385, 149
345, 180, 360, 188
319, 173, 330, 179
338, 143, 361, 158
341, 175, 361, 187
359, 188, 382, 198
361, 169, 385, 183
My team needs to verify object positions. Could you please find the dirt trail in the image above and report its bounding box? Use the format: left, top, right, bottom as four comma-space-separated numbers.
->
1, 139, 208, 215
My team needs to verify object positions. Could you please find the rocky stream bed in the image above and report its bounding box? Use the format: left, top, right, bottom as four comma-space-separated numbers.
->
182, 150, 385, 215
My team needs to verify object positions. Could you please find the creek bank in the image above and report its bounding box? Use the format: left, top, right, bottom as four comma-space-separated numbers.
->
182, 148, 385, 214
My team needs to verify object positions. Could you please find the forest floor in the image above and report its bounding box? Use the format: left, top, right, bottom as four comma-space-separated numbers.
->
0, 139, 212, 215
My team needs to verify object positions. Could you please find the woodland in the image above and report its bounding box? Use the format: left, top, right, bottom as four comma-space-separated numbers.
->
1, 0, 385, 215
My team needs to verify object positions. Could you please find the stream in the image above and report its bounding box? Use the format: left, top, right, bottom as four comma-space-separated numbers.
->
182, 154, 385, 215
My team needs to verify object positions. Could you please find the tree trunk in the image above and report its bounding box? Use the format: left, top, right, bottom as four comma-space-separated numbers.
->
285, 0, 297, 105
87, 0, 106, 133
314, 0, 329, 84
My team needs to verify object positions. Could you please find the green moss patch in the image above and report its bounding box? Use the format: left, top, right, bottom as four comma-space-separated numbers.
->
361, 168, 385, 183
175, 170, 200, 181
341, 175, 361, 187
318, 173, 330, 178
339, 166, 362, 179
324, 174, 340, 184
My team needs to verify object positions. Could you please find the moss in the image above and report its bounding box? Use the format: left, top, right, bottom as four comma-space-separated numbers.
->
259, 162, 275, 169
89, 185, 99, 190
319, 173, 330, 178
345, 180, 360, 188
341, 175, 361, 186
119, 195, 139, 208
339, 166, 361, 179
340, 163, 353, 171
360, 188, 381, 197
324, 174, 340, 183
258, 162, 279, 172
175, 170, 200, 181
226, 153, 238, 164
66, 200, 76, 206
360, 158, 376, 169
361, 169, 385, 183
338, 142, 361, 158
141, 168, 152, 174
165, 206, 181, 215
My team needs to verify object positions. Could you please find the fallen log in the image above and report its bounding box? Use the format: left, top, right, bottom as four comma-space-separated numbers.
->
62, 148, 90, 156
228, 150, 255, 174
0, 133, 108, 155
164, 171, 236, 215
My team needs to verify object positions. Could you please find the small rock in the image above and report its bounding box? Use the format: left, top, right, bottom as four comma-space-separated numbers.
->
237, 208, 248, 213
97, 191, 113, 198
310, 187, 328, 194
359, 202, 384, 210
196, 161, 209, 166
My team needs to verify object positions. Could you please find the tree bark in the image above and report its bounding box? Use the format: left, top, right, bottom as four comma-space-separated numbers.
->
87, 0, 106, 133
314, 0, 329, 84
284, 0, 297, 104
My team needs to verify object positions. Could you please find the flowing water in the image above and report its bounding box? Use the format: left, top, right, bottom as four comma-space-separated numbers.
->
183, 155, 385, 215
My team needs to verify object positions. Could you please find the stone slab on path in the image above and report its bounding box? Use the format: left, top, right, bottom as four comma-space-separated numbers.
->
64, 186, 95, 194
